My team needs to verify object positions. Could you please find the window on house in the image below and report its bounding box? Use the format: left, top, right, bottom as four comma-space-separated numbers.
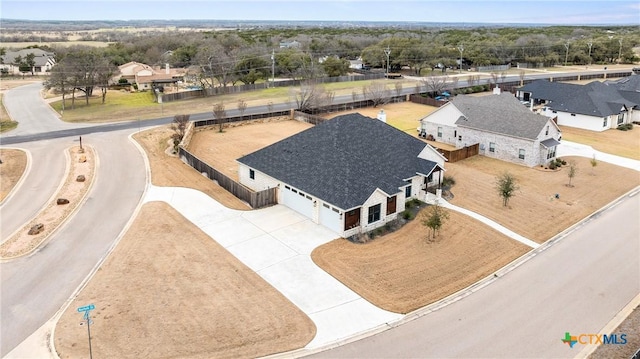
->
618, 113, 624, 125
547, 146, 557, 159
405, 185, 412, 198
454, 130, 457, 138
249, 169, 255, 180
545, 126, 549, 136
603, 118, 608, 127
427, 173, 433, 183
368, 204, 381, 224
458, 135, 462, 141
570, 113, 576, 117
437, 127, 443, 138
489, 142, 495, 153
552, 110, 557, 114
518, 149, 525, 160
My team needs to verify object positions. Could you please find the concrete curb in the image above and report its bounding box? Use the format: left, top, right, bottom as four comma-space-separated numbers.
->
574, 292, 640, 359
47, 132, 151, 359
265, 185, 640, 358
0, 147, 31, 207
1, 145, 97, 261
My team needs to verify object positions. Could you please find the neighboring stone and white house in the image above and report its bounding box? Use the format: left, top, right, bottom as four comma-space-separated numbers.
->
116, 61, 186, 91
420, 91, 562, 167
517, 78, 638, 132
237, 113, 445, 237
0, 48, 56, 75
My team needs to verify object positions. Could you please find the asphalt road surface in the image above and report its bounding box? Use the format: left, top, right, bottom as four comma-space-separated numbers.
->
312, 191, 640, 358
0, 83, 148, 355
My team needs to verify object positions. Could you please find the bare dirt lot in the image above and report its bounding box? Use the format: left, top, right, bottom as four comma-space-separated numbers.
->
187, 118, 313, 181
312, 209, 529, 314
55, 202, 316, 359
133, 127, 250, 210
322, 102, 437, 134
446, 155, 640, 243
560, 125, 640, 160
0, 148, 27, 202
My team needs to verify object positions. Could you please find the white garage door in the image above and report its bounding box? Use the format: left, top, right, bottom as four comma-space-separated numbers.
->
281, 185, 314, 219
319, 202, 342, 234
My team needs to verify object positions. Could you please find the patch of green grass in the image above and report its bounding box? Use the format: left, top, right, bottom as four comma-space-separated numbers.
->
0, 121, 18, 132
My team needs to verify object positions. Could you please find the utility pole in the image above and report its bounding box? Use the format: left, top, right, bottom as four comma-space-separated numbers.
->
564, 41, 570, 67
587, 41, 593, 66
384, 46, 391, 77
271, 49, 275, 87
457, 44, 464, 73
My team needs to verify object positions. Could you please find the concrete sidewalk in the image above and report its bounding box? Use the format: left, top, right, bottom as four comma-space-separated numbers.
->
143, 185, 402, 348
557, 140, 640, 172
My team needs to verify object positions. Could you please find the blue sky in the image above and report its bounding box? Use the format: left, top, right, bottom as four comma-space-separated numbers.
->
2, 0, 639, 24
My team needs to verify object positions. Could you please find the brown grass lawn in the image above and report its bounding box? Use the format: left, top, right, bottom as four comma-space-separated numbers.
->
321, 102, 437, 134
446, 156, 640, 243
188, 119, 313, 181
133, 127, 250, 210
0, 148, 27, 202
55, 202, 316, 359
312, 210, 529, 314
560, 125, 640, 160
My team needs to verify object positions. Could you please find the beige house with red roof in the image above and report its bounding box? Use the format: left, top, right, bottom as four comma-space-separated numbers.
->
116, 61, 186, 91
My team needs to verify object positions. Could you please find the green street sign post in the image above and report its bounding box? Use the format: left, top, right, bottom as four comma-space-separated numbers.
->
77, 304, 95, 359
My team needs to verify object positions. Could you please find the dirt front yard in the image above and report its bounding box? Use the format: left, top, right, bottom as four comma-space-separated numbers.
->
187, 119, 313, 181
321, 102, 437, 134
133, 127, 250, 209
446, 155, 640, 243
0, 148, 27, 202
55, 202, 316, 359
312, 209, 529, 314
560, 125, 640, 160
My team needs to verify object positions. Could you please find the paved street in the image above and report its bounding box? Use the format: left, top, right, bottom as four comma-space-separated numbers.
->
312, 191, 640, 358
0, 83, 148, 356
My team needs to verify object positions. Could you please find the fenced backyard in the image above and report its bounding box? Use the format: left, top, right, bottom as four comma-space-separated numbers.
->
177, 146, 277, 209
438, 143, 479, 163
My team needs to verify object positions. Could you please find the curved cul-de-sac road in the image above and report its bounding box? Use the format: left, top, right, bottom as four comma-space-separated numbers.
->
0, 84, 147, 356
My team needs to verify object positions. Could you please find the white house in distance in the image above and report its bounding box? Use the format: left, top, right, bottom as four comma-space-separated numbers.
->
518, 78, 638, 132
237, 113, 445, 237
420, 90, 562, 167
0, 48, 56, 75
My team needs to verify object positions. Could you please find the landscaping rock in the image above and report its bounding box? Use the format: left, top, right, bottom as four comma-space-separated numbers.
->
28, 223, 44, 235
57, 198, 70, 205
79, 155, 87, 163
76, 175, 86, 182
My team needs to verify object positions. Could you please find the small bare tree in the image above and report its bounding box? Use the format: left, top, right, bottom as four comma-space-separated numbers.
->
365, 82, 391, 107
213, 102, 227, 133
237, 98, 247, 119
518, 70, 526, 86
267, 101, 274, 113
489, 72, 499, 88
394, 82, 403, 97
291, 81, 332, 112
567, 160, 578, 187
422, 204, 450, 239
171, 114, 190, 143
450, 77, 459, 92
422, 74, 449, 97
496, 171, 519, 207
467, 74, 480, 87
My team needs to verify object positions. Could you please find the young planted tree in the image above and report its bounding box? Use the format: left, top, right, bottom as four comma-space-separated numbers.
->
237, 99, 247, 119
171, 114, 190, 143
567, 160, 578, 186
364, 82, 391, 107
590, 155, 598, 175
422, 204, 449, 239
496, 171, 519, 207
213, 102, 227, 133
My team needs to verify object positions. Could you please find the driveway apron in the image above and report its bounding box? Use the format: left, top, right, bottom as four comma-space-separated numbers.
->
143, 185, 402, 348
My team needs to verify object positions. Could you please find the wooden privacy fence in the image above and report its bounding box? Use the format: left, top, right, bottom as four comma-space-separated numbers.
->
192, 110, 292, 128
409, 94, 447, 107
438, 143, 479, 163
177, 147, 277, 209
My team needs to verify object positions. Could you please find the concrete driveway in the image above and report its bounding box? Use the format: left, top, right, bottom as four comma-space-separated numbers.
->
143, 185, 403, 348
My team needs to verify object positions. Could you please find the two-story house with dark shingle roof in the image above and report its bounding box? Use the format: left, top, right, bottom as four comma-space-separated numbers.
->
420, 91, 561, 167
518, 79, 638, 131
237, 113, 445, 237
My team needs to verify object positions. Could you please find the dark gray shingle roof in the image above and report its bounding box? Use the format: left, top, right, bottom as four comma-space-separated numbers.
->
451, 93, 551, 140
520, 79, 636, 117
238, 113, 438, 210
